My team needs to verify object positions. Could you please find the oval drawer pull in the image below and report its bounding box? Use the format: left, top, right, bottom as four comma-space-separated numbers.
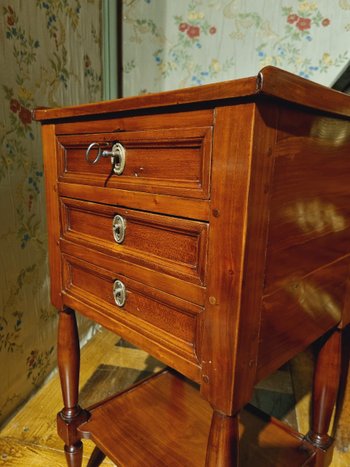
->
113, 280, 126, 307
85, 142, 126, 175
112, 214, 126, 244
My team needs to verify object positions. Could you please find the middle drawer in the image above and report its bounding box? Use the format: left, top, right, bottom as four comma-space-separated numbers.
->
60, 198, 208, 285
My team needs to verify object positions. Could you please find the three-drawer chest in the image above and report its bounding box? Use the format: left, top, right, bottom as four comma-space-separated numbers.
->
34, 66, 350, 466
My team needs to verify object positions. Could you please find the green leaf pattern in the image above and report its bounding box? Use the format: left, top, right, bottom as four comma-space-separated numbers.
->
123, 0, 350, 95
0, 0, 102, 425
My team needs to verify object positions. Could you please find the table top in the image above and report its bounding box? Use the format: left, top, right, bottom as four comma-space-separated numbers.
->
33, 66, 350, 121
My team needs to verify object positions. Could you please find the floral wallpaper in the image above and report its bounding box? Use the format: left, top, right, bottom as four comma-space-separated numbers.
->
0, 0, 102, 425
123, 0, 350, 96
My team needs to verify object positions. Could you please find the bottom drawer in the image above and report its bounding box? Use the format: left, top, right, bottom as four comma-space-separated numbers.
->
63, 255, 203, 368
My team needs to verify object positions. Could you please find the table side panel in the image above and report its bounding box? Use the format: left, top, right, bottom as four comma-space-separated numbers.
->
257, 106, 350, 379
41, 124, 63, 310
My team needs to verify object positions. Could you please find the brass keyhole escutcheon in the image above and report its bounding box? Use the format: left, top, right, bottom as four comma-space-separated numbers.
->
113, 280, 126, 307
112, 215, 126, 244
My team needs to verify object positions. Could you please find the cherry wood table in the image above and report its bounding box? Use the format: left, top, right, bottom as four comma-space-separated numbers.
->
34, 66, 350, 466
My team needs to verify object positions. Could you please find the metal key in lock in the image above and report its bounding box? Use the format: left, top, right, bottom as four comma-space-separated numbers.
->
85, 142, 126, 175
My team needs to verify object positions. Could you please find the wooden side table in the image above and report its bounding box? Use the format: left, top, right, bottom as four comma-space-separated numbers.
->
34, 66, 350, 466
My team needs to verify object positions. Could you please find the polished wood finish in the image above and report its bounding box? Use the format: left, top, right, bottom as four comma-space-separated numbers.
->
5, 326, 350, 466
35, 67, 350, 466
205, 411, 239, 467
63, 254, 202, 368
201, 103, 256, 413
312, 329, 341, 442
57, 308, 81, 418
79, 370, 211, 467
60, 238, 206, 306
55, 108, 213, 135
259, 66, 350, 117
306, 329, 342, 465
64, 442, 83, 467
41, 124, 63, 310
33, 66, 350, 121
257, 105, 350, 380
86, 447, 106, 467
60, 197, 208, 285
58, 182, 210, 221
57, 125, 212, 199
335, 325, 350, 454
78, 370, 318, 467
57, 308, 88, 467
33, 76, 257, 120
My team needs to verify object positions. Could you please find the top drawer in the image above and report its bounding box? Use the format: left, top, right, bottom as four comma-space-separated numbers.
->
56, 126, 212, 199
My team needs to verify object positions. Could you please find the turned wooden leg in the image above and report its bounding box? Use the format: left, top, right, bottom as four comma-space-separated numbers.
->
306, 328, 342, 467
86, 446, 106, 467
65, 442, 84, 467
333, 325, 350, 452
56, 308, 88, 467
205, 411, 239, 467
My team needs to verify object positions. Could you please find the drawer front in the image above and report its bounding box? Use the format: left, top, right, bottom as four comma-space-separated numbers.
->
61, 198, 208, 285
63, 255, 202, 364
57, 126, 212, 199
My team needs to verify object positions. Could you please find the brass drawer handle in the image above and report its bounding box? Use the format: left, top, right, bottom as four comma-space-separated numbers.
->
85, 142, 126, 175
112, 214, 126, 244
113, 280, 126, 307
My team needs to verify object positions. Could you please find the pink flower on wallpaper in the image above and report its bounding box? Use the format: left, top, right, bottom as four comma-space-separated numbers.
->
5, 5, 16, 25
19, 106, 32, 125
322, 18, 330, 27
296, 17, 311, 31
28, 194, 33, 211
84, 54, 91, 68
10, 98, 20, 113
26, 350, 39, 368
287, 14, 298, 24
179, 22, 188, 32
209, 26, 217, 34
7, 15, 15, 26
187, 25, 200, 38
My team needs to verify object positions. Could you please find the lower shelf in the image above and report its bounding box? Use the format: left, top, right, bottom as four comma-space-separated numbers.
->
78, 369, 317, 466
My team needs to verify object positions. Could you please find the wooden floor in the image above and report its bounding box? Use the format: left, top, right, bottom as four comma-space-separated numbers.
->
0, 327, 349, 466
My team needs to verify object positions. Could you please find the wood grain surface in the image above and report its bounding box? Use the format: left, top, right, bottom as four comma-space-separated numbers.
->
1, 327, 349, 466
33, 67, 350, 121
33, 68, 350, 465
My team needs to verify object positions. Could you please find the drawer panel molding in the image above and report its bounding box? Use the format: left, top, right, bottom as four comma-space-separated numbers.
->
57, 126, 212, 199
62, 254, 203, 366
61, 197, 208, 285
